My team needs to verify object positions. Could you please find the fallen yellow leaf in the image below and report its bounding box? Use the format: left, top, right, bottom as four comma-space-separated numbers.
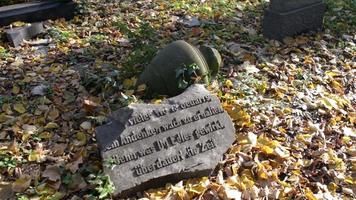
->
2, 103, 12, 115
305, 188, 317, 200
225, 79, 233, 88
12, 175, 31, 192
12, 85, 20, 94
44, 122, 59, 129
13, 103, 26, 114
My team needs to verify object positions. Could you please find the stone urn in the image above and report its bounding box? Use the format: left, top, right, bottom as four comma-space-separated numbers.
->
137, 40, 222, 96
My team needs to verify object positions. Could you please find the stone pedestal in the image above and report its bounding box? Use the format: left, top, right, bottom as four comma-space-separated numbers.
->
0, 0, 76, 27
263, 0, 326, 40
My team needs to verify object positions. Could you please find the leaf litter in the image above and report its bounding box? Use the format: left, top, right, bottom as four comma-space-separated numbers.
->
0, 0, 355, 199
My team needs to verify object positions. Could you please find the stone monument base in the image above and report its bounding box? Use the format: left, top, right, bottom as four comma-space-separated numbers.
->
0, 0, 76, 27
263, 1, 326, 41
5, 22, 45, 47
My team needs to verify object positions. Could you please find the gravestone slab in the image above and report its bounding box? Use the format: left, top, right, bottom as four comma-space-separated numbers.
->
96, 84, 235, 197
263, 0, 326, 41
5, 22, 44, 47
0, 0, 76, 27
269, 0, 322, 12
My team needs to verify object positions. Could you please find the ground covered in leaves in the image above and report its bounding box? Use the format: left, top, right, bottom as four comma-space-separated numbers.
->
0, 0, 355, 199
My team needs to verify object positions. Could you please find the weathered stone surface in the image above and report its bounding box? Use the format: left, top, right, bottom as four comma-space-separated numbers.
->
96, 84, 235, 197
138, 40, 222, 97
183, 17, 201, 27
263, 0, 326, 41
270, 0, 322, 12
0, 0, 76, 27
5, 22, 44, 47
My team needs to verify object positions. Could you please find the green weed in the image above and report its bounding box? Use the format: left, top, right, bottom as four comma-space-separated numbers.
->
0, 46, 9, 58
87, 173, 115, 199
48, 28, 75, 43
0, 154, 19, 170
87, 34, 108, 45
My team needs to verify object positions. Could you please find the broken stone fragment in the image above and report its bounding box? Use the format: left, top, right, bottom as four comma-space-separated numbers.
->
31, 84, 48, 96
137, 40, 222, 97
183, 16, 200, 27
5, 22, 45, 47
96, 84, 235, 197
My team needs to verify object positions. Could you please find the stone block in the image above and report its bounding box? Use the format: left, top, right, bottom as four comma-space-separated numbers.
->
5, 22, 44, 47
96, 84, 235, 197
263, 0, 326, 40
269, 0, 322, 12
0, 0, 77, 27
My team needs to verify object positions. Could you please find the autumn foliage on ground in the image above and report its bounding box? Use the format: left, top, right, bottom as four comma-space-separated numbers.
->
0, 0, 355, 199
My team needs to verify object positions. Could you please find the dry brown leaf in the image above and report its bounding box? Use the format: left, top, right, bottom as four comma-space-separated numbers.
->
66, 156, 83, 173
0, 182, 14, 199
42, 165, 61, 182
48, 107, 60, 121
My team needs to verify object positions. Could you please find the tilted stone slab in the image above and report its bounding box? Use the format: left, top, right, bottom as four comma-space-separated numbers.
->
5, 22, 44, 47
263, 0, 326, 41
96, 84, 235, 197
0, 0, 76, 27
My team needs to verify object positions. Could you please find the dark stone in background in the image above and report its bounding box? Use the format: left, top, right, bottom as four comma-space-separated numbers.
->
269, 0, 322, 12
263, 0, 326, 41
5, 22, 44, 47
0, 0, 77, 27
96, 84, 235, 197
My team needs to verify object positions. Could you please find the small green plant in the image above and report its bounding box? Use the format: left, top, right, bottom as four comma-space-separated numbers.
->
115, 21, 135, 39
115, 21, 155, 41
87, 34, 107, 45
176, 63, 204, 89
0, 155, 18, 170
48, 28, 74, 43
0, 46, 9, 58
122, 43, 157, 76
88, 173, 115, 199
87, 115, 108, 125
171, 0, 236, 19
16, 195, 29, 200
81, 66, 121, 96
243, 33, 265, 45
103, 157, 119, 169
114, 21, 158, 77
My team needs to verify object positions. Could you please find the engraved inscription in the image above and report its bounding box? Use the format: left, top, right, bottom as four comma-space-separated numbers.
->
109, 120, 225, 166
127, 113, 151, 126
105, 95, 228, 177
104, 105, 224, 151
132, 138, 217, 177
132, 152, 184, 176
126, 95, 212, 127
